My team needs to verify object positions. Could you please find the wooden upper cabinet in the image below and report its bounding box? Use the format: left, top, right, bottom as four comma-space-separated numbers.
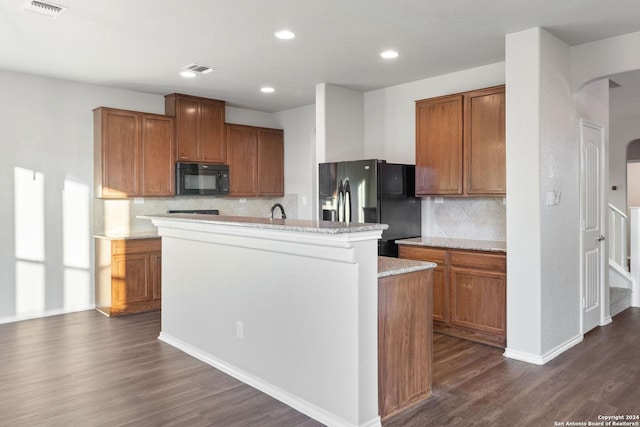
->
141, 114, 175, 196
226, 124, 258, 196
165, 93, 226, 163
94, 107, 174, 198
464, 86, 506, 195
415, 95, 463, 195
257, 128, 285, 196
226, 124, 284, 197
95, 108, 140, 197
415, 85, 505, 197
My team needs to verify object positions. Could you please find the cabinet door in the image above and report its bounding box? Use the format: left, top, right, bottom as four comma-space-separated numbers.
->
98, 108, 140, 197
432, 266, 449, 323
150, 252, 161, 301
257, 128, 284, 196
200, 99, 226, 163
112, 253, 150, 307
464, 86, 506, 195
398, 246, 448, 323
226, 124, 258, 196
141, 114, 175, 196
175, 96, 201, 161
449, 267, 506, 337
415, 95, 463, 196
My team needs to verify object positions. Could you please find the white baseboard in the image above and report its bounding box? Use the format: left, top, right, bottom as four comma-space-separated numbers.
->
158, 332, 381, 427
0, 305, 95, 325
504, 333, 583, 365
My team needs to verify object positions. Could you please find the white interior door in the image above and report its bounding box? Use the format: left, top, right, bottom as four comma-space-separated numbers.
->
580, 119, 605, 334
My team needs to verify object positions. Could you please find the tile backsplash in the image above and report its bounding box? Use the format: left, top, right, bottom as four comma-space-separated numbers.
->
424, 197, 506, 241
94, 194, 298, 235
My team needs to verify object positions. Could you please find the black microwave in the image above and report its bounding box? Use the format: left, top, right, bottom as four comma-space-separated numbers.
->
175, 163, 230, 196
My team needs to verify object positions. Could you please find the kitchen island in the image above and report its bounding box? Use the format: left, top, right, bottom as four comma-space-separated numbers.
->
142, 214, 388, 427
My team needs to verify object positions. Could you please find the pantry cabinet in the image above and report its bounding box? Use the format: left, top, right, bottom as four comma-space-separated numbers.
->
165, 93, 226, 163
415, 85, 505, 196
398, 244, 506, 348
226, 123, 284, 197
94, 107, 174, 198
95, 237, 161, 317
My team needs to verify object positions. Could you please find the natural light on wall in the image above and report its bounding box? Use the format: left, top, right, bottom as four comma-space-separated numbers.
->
14, 167, 46, 316
63, 179, 91, 310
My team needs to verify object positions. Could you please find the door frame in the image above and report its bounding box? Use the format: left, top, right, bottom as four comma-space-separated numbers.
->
579, 118, 609, 334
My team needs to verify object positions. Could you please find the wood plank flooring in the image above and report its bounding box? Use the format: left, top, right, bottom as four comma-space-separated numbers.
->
1, 308, 639, 426
385, 308, 640, 427
0, 310, 321, 427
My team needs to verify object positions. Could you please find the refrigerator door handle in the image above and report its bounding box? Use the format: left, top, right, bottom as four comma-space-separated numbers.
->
344, 180, 351, 223
337, 180, 344, 222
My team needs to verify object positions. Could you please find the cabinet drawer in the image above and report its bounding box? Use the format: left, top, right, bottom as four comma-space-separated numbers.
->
450, 250, 505, 272
399, 246, 447, 264
112, 238, 161, 255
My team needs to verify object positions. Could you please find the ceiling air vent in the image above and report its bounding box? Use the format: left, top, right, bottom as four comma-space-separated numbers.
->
24, 0, 67, 18
183, 63, 217, 74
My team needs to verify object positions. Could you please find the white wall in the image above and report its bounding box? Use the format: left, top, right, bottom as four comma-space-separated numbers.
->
538, 30, 582, 355
364, 62, 505, 164
0, 69, 164, 322
0, 69, 313, 322
316, 83, 365, 163
574, 31, 640, 213
504, 28, 544, 360
610, 87, 640, 212
275, 104, 316, 219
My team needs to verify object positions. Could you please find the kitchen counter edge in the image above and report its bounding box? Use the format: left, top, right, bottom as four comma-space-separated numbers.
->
94, 231, 159, 240
396, 236, 506, 252
378, 256, 436, 278
140, 214, 388, 234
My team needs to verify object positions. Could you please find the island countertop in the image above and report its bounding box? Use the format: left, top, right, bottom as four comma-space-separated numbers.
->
139, 214, 388, 234
378, 256, 436, 278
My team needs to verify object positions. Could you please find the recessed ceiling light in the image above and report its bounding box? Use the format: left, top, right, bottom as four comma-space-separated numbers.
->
180, 70, 197, 78
380, 50, 399, 59
261, 87, 275, 93
275, 30, 295, 40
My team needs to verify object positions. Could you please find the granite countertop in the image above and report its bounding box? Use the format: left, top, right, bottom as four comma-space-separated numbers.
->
378, 256, 437, 278
139, 214, 388, 234
94, 231, 159, 240
396, 236, 506, 252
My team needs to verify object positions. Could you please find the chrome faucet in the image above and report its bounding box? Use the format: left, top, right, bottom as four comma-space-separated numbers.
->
269, 203, 287, 219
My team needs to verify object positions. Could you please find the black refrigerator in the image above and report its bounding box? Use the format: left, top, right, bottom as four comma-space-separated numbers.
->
318, 159, 421, 257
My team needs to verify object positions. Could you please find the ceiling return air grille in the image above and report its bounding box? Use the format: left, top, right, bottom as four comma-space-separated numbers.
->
183, 63, 217, 74
24, 0, 67, 18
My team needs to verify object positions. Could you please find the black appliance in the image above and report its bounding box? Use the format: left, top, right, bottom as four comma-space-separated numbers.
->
175, 163, 229, 196
167, 209, 220, 215
319, 159, 421, 257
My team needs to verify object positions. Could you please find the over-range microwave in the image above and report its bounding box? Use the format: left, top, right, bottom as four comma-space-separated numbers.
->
175, 162, 230, 196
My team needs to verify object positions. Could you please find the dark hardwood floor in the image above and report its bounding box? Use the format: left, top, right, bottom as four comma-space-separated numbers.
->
1, 308, 639, 426
386, 308, 640, 427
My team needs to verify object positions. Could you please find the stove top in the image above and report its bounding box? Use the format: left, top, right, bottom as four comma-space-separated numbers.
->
167, 209, 219, 215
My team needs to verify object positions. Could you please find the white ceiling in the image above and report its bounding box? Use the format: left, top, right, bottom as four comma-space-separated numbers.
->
2, 0, 640, 112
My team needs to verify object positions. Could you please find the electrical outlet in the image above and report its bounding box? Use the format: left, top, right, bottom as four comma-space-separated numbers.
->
239, 198, 247, 204
434, 197, 444, 204
236, 321, 244, 339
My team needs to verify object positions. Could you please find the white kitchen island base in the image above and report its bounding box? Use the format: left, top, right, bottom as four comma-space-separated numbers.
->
144, 215, 387, 427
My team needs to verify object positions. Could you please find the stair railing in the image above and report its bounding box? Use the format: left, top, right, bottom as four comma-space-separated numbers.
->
609, 203, 629, 272
629, 208, 640, 307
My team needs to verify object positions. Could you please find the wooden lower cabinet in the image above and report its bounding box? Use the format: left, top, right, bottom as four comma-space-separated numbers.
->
398, 245, 506, 348
96, 237, 161, 316
378, 269, 433, 420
